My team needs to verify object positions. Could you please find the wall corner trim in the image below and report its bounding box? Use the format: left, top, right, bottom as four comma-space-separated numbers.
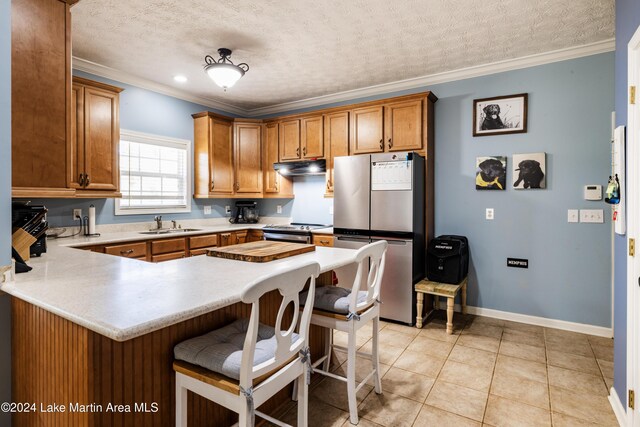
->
609, 387, 627, 426
465, 305, 613, 338
73, 38, 615, 118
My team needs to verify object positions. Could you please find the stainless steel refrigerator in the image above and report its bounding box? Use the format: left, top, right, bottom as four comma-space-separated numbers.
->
333, 152, 425, 324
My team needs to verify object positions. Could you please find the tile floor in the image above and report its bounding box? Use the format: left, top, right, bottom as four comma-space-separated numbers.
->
275, 312, 617, 427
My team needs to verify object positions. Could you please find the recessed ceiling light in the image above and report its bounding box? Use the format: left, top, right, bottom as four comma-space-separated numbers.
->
173, 75, 188, 83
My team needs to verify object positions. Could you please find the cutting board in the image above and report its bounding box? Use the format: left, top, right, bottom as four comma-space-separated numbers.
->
207, 241, 316, 263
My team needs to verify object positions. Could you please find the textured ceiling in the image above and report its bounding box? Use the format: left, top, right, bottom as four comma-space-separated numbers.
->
71, 0, 614, 110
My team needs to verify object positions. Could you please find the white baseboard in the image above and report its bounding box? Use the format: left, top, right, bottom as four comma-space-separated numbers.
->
465, 305, 612, 338
427, 296, 613, 337
609, 387, 626, 427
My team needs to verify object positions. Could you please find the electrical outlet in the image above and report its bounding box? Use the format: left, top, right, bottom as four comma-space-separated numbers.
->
276, 205, 282, 214
486, 208, 494, 220
73, 209, 82, 220
225, 205, 231, 215
203, 205, 212, 215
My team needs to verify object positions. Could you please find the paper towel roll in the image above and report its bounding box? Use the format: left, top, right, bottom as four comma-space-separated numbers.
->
88, 205, 96, 235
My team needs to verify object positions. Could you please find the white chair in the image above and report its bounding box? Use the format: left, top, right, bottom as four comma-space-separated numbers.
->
302, 241, 387, 425
173, 260, 320, 427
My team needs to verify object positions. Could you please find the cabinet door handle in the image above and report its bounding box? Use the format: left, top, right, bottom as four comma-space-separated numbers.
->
79, 173, 85, 186
211, 179, 214, 190
388, 138, 393, 149
235, 182, 240, 190
302, 146, 307, 156
320, 240, 330, 244
275, 178, 279, 192
85, 175, 90, 186
120, 249, 134, 255
379, 139, 383, 150
296, 147, 300, 156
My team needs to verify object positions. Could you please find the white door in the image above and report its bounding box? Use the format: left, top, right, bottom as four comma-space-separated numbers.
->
627, 24, 640, 427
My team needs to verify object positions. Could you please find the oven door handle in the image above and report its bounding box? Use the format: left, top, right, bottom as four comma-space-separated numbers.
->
263, 232, 311, 244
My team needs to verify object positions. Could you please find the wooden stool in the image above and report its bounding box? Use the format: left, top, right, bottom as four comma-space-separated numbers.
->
415, 277, 467, 334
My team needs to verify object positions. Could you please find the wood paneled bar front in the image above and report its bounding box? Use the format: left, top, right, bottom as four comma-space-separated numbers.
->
11, 272, 334, 427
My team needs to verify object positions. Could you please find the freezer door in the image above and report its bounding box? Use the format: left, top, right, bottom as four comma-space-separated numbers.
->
334, 155, 370, 231
333, 235, 370, 292
372, 237, 414, 324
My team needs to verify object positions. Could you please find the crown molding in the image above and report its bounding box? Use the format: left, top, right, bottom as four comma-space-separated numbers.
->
249, 38, 615, 116
72, 56, 248, 116
73, 38, 614, 118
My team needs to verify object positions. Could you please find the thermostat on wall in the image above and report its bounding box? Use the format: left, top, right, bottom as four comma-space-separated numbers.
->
584, 185, 602, 201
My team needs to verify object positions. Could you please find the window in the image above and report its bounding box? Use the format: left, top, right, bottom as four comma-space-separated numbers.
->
115, 130, 191, 215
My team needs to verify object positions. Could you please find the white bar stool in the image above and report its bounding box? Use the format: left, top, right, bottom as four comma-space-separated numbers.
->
173, 260, 320, 427
301, 241, 387, 425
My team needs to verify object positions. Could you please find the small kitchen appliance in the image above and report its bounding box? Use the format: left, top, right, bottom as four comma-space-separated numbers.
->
427, 235, 469, 284
229, 201, 259, 224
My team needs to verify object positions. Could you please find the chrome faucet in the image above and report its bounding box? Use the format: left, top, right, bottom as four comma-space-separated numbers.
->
154, 215, 163, 230
171, 220, 177, 229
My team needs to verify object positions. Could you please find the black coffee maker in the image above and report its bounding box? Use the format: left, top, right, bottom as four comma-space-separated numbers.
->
229, 201, 259, 224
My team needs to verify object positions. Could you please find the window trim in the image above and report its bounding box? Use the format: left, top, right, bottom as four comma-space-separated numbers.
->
115, 129, 192, 216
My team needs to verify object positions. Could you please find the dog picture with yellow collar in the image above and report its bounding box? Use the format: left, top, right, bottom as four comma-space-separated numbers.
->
476, 156, 507, 190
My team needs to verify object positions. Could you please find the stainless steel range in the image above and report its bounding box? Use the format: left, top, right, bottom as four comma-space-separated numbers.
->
262, 223, 331, 244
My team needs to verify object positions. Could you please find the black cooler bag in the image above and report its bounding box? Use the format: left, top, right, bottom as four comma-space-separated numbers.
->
427, 235, 469, 284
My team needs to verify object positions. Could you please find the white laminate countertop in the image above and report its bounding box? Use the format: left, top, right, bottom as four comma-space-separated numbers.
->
0, 225, 354, 342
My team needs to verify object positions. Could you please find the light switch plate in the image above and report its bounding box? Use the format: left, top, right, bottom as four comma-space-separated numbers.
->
486, 208, 494, 220
568, 209, 579, 223
276, 205, 282, 214
580, 209, 604, 223
203, 205, 212, 215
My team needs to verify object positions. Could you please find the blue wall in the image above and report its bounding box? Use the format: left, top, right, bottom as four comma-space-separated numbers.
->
291, 176, 333, 225
26, 71, 293, 227
613, 0, 640, 408
1, 0, 12, 424
267, 53, 615, 328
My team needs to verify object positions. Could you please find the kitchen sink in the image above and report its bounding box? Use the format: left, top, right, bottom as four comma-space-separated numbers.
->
139, 228, 202, 235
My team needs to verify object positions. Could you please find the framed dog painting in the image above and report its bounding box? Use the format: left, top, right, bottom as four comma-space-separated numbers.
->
473, 93, 528, 137
476, 156, 506, 190
513, 152, 546, 189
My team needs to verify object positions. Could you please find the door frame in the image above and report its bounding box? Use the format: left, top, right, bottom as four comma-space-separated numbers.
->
627, 24, 640, 427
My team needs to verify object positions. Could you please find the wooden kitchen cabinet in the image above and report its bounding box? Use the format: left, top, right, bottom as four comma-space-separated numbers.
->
219, 230, 248, 246
301, 115, 324, 158
350, 106, 384, 154
234, 121, 263, 194
323, 112, 349, 196
193, 112, 234, 197
70, 77, 123, 197
189, 234, 218, 250
312, 234, 334, 247
11, 0, 76, 198
151, 238, 185, 255
247, 229, 264, 242
104, 242, 147, 259
279, 119, 301, 161
263, 122, 294, 197
152, 252, 186, 262
384, 99, 423, 152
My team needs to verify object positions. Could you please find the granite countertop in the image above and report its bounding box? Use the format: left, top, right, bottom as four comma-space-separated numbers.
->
0, 224, 355, 342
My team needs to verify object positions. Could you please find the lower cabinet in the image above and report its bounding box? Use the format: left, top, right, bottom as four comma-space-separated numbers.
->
81, 228, 260, 262
312, 234, 334, 247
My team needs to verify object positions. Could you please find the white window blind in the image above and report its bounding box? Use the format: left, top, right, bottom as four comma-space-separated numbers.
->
115, 130, 192, 215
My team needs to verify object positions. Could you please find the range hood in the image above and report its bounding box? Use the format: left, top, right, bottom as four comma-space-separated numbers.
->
273, 159, 326, 176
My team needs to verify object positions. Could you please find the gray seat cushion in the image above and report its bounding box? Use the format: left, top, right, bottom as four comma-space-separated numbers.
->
300, 286, 369, 314
174, 318, 298, 380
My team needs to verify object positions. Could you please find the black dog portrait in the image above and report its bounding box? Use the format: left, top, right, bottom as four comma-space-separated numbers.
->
513, 156, 545, 188
476, 157, 506, 190
481, 104, 505, 130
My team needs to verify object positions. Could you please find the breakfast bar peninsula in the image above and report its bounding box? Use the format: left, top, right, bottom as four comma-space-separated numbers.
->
1, 229, 356, 427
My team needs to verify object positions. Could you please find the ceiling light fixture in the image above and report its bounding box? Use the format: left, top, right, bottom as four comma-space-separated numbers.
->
204, 48, 249, 90
173, 75, 188, 83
